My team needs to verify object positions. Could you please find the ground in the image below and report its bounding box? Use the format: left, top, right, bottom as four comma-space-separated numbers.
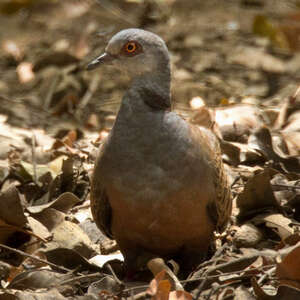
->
0, 0, 300, 299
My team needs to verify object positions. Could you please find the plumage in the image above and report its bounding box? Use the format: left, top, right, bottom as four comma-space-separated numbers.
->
88, 28, 232, 271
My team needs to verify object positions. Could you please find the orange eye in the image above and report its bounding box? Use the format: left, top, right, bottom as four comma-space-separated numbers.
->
125, 42, 137, 53
122, 41, 142, 56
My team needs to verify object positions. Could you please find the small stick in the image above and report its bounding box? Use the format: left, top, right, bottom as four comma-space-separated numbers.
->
0, 244, 76, 274
58, 272, 103, 286
289, 84, 300, 105
44, 74, 60, 110
271, 183, 300, 191
194, 273, 209, 299
31, 133, 37, 189
75, 73, 100, 120
106, 263, 123, 287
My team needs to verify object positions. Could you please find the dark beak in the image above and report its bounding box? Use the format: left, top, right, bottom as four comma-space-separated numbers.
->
86, 53, 115, 70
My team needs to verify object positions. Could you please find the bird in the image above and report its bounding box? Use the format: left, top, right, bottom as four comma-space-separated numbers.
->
87, 28, 231, 275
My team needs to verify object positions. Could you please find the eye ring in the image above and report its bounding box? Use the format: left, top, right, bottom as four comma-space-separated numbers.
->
122, 41, 142, 56
126, 42, 136, 53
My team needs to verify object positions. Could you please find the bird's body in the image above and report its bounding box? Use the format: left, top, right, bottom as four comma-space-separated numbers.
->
89, 28, 231, 272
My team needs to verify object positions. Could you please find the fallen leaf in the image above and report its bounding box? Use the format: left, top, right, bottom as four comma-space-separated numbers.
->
148, 270, 171, 300
276, 246, 300, 290
263, 214, 294, 240
27, 192, 80, 214
0, 186, 27, 227
43, 248, 100, 273
89, 253, 124, 268
237, 168, 279, 220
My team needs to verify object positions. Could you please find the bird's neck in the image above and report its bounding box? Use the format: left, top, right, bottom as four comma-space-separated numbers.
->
129, 67, 171, 111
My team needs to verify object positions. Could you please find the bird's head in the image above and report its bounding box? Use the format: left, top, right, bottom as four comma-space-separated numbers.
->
87, 28, 170, 80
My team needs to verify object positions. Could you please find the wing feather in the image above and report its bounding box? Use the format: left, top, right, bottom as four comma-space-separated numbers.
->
90, 143, 113, 239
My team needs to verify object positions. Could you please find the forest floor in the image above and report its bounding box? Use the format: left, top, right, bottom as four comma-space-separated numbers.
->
0, 0, 300, 299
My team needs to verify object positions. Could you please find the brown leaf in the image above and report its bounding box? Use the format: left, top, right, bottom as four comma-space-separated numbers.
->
169, 290, 193, 300
27, 192, 80, 214
237, 168, 279, 220
248, 127, 300, 173
251, 277, 273, 300
8, 269, 67, 290
276, 234, 300, 250
42, 219, 94, 258
147, 258, 183, 291
214, 104, 265, 142
148, 270, 171, 300
0, 186, 27, 227
27, 216, 51, 241
0, 288, 66, 300
62, 130, 77, 148
29, 208, 65, 232
252, 276, 300, 300
43, 248, 100, 273
263, 214, 294, 240
276, 246, 300, 290
231, 223, 264, 248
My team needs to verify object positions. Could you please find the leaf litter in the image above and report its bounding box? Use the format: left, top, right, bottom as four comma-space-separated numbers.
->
0, 0, 300, 299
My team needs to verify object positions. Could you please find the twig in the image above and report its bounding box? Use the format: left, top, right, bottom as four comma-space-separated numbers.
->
58, 272, 103, 286
31, 133, 37, 189
206, 280, 241, 299
44, 74, 60, 110
257, 266, 276, 285
106, 262, 123, 287
75, 73, 100, 119
271, 183, 300, 191
289, 83, 300, 105
131, 291, 149, 300
123, 264, 276, 295
194, 273, 209, 299
0, 244, 76, 274
192, 242, 229, 271
184, 254, 276, 284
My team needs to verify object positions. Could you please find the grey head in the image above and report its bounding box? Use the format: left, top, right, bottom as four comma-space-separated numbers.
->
87, 28, 170, 81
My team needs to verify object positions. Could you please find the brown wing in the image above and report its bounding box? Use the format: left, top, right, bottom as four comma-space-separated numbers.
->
192, 125, 232, 232
90, 143, 113, 239
211, 136, 232, 232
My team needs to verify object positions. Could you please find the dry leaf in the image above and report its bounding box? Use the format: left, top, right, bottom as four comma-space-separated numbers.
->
169, 290, 193, 300
237, 168, 279, 220
89, 253, 124, 268
276, 246, 300, 290
0, 186, 27, 227
263, 214, 294, 240
148, 270, 171, 300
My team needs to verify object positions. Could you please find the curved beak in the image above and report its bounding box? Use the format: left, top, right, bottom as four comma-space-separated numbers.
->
86, 53, 115, 70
